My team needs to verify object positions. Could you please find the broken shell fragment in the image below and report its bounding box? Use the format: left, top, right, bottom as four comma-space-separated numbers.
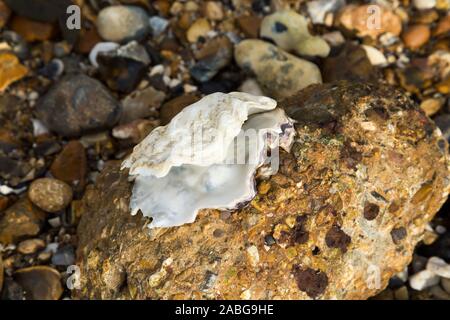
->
122, 92, 295, 228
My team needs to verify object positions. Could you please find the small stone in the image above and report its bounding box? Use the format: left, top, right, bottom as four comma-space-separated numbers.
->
363, 202, 379, 220
260, 10, 330, 58
0, 0, 11, 28
159, 94, 200, 125
96, 5, 149, 43
409, 269, 440, 290
420, 98, 444, 116
434, 15, 450, 37
393, 286, 409, 300
322, 31, 345, 47
97, 41, 150, 93
28, 178, 73, 213
426, 256, 450, 278
190, 36, 233, 82
50, 141, 87, 192
10, 16, 56, 42
361, 45, 388, 66
120, 86, 166, 124
337, 4, 402, 39
149, 16, 169, 37
187, 18, 211, 43
234, 39, 322, 99
14, 266, 62, 300
239, 78, 264, 96
413, 0, 437, 9
51, 245, 75, 266
436, 0, 450, 10
436, 76, 450, 94
306, 0, 345, 25
323, 43, 380, 83
0, 198, 46, 245
203, 1, 224, 21
17, 238, 45, 255
293, 266, 328, 298
325, 225, 351, 253
402, 24, 431, 50
36, 74, 121, 137
0, 52, 28, 92
236, 15, 262, 38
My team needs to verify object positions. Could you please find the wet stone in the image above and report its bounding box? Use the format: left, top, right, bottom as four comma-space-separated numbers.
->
13, 266, 62, 300
0, 198, 46, 245
36, 74, 121, 137
50, 141, 87, 192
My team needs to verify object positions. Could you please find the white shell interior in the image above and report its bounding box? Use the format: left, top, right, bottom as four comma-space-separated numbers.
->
122, 92, 295, 228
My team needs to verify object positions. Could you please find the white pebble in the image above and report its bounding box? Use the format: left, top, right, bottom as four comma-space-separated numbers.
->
362, 45, 388, 66
32, 119, 49, 137
426, 256, 450, 278
409, 269, 440, 290
413, 0, 436, 10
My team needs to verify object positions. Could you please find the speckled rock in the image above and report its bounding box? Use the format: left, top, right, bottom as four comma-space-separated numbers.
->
28, 178, 73, 213
36, 74, 121, 137
74, 82, 450, 300
235, 39, 322, 99
260, 10, 330, 57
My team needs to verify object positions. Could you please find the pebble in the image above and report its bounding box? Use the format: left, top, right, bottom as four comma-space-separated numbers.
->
239, 78, 264, 96
50, 141, 87, 192
120, 86, 166, 124
402, 24, 431, 50
306, 0, 346, 25
322, 31, 345, 47
97, 42, 150, 94
89, 42, 120, 68
434, 14, 450, 37
260, 10, 330, 58
203, 1, 224, 21
149, 16, 169, 37
337, 4, 402, 39
0, 52, 28, 92
234, 39, 322, 99
190, 36, 233, 82
426, 256, 450, 278
323, 43, 380, 83
160, 94, 201, 125
361, 45, 388, 66
413, 0, 437, 9
187, 18, 211, 43
0, 197, 46, 245
96, 5, 149, 43
28, 178, 73, 213
51, 245, 75, 266
14, 266, 62, 300
0, 0, 11, 28
409, 269, 441, 290
17, 238, 45, 255
420, 98, 444, 116
236, 15, 262, 38
10, 15, 56, 42
36, 74, 121, 137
